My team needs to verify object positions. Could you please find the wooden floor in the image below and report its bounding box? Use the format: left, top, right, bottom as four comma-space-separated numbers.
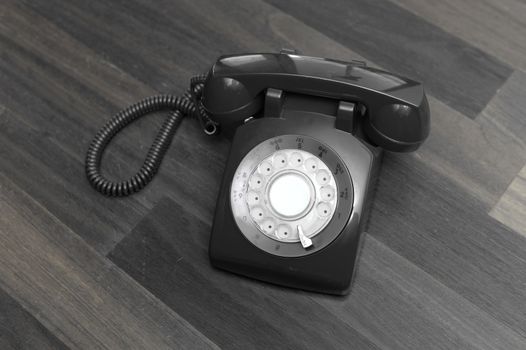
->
1, 1, 526, 349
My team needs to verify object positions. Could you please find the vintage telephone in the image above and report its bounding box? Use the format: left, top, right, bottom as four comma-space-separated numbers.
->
86, 51, 430, 295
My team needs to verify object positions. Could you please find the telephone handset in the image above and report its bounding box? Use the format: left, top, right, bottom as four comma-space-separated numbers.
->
85, 51, 429, 295
202, 53, 429, 151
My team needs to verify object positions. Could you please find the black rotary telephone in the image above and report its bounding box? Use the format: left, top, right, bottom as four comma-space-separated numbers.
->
86, 51, 430, 295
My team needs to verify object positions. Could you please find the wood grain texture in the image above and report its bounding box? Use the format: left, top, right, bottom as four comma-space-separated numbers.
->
0, 287, 69, 350
491, 164, 526, 237
16, 0, 270, 92
476, 69, 526, 181
0, 0, 231, 254
109, 197, 526, 350
389, 0, 526, 70
264, 0, 512, 119
0, 174, 218, 350
318, 232, 526, 350
369, 153, 526, 338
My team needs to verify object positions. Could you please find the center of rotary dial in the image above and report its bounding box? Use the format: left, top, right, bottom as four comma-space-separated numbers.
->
267, 171, 314, 219
245, 149, 337, 246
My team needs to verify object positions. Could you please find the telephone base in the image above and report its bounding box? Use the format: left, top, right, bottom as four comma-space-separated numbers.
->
209, 114, 381, 295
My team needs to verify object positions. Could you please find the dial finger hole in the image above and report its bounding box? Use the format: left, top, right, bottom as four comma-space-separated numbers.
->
290, 152, 304, 166
250, 206, 265, 221
246, 191, 260, 206
320, 186, 335, 201
316, 169, 330, 185
273, 153, 288, 169
249, 174, 264, 189
316, 202, 331, 217
304, 158, 318, 172
261, 218, 277, 235
276, 224, 292, 239
258, 161, 273, 176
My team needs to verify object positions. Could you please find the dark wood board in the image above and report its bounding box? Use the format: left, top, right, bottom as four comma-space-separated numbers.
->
0, 174, 218, 349
0, 287, 69, 350
368, 152, 526, 338
390, 0, 526, 71
0, 0, 234, 253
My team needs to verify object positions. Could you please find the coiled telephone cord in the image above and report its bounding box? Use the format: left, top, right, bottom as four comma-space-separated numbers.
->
85, 75, 217, 197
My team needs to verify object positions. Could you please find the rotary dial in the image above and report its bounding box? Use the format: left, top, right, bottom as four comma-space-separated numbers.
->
230, 135, 354, 257
245, 149, 337, 245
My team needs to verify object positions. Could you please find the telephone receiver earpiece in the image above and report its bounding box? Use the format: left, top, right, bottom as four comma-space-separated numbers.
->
201, 52, 430, 152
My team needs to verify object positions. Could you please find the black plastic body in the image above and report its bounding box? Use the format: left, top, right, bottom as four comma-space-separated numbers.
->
202, 53, 430, 152
209, 113, 381, 295
205, 52, 428, 295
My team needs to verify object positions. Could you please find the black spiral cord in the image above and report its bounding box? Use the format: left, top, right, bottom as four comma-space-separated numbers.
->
85, 74, 218, 197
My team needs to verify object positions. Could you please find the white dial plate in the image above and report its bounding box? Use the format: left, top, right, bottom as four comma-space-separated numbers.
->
268, 172, 312, 218
232, 148, 338, 243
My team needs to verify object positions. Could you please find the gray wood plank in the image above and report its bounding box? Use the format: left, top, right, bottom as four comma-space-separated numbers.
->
264, 0, 512, 119
317, 234, 526, 350
0, 1, 154, 253
490, 164, 526, 237
0, 0, 231, 253
0, 174, 219, 350
0, 105, 148, 254
0, 0, 154, 108
108, 197, 526, 350
16, 0, 253, 92
0, 287, 69, 350
416, 97, 524, 207
369, 153, 526, 338
108, 198, 381, 350
476, 69, 526, 170
389, 0, 526, 70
